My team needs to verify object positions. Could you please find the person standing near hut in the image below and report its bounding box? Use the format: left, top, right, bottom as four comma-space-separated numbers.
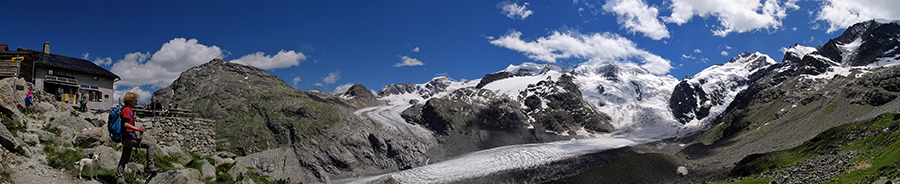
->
79, 91, 87, 112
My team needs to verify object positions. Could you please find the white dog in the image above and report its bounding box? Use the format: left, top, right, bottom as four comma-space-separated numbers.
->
74, 153, 100, 180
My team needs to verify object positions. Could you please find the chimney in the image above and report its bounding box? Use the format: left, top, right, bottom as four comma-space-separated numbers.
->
43, 42, 50, 54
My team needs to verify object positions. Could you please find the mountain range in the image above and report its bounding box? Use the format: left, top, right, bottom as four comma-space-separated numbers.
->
149, 19, 900, 183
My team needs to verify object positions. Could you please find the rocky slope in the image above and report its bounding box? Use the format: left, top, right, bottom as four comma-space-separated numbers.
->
151, 59, 431, 183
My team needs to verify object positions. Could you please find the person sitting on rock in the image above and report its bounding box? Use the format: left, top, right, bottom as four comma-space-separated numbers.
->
116, 92, 162, 184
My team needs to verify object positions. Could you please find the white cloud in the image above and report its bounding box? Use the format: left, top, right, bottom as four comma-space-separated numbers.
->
814, 0, 900, 33
323, 70, 340, 85
112, 86, 153, 105
601, 0, 670, 40
720, 51, 729, 56
663, 0, 797, 37
725, 45, 732, 49
333, 83, 355, 94
394, 56, 425, 67
489, 30, 672, 74
83, 53, 113, 66
411, 47, 420, 52
110, 38, 225, 88
693, 49, 702, 53
230, 50, 305, 70
791, 27, 797, 31
93, 57, 112, 66
498, 1, 533, 20
681, 54, 695, 59
779, 47, 789, 53
292, 77, 302, 86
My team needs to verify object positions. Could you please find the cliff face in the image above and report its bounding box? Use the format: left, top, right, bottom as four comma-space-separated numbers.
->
152, 59, 430, 183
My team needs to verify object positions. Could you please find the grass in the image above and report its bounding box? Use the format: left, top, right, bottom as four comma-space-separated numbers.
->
2, 114, 26, 137
722, 113, 900, 183
42, 123, 61, 136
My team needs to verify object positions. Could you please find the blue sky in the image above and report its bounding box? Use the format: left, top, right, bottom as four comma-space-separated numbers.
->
3, 0, 899, 103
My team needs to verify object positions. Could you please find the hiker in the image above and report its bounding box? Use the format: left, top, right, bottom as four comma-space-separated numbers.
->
24, 89, 33, 110
116, 92, 162, 184
79, 91, 87, 112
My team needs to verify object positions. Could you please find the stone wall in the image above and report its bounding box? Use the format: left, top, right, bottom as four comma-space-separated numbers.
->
137, 117, 216, 156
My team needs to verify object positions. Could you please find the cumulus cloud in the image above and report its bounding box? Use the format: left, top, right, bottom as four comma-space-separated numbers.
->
292, 77, 302, 86
498, 1, 533, 20
693, 49, 701, 53
110, 38, 226, 89
230, 50, 305, 70
333, 83, 355, 94
411, 47, 420, 52
725, 45, 732, 49
602, 0, 670, 40
83, 53, 113, 66
721, 51, 729, 56
814, 0, 900, 33
112, 86, 153, 105
663, 0, 798, 37
681, 54, 695, 59
323, 70, 340, 85
489, 30, 672, 74
779, 47, 789, 54
394, 56, 425, 67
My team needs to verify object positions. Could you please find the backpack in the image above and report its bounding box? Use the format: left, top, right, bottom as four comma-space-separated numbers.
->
107, 107, 134, 143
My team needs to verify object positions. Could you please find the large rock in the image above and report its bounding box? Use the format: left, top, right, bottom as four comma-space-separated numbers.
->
235, 147, 307, 183
0, 123, 27, 154
84, 146, 120, 170
147, 168, 203, 184
33, 102, 55, 114
228, 162, 249, 181
73, 127, 106, 148
0, 77, 28, 122
200, 161, 215, 180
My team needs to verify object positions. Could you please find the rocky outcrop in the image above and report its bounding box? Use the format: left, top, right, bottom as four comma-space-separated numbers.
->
378, 82, 416, 97
73, 127, 105, 148
342, 84, 382, 108
152, 59, 431, 183
475, 72, 513, 89
0, 122, 27, 154
669, 80, 710, 123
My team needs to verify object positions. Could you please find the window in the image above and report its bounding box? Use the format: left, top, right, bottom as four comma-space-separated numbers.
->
48, 69, 54, 75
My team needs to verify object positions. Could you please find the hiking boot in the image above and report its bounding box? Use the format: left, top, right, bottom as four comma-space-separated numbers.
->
145, 167, 161, 173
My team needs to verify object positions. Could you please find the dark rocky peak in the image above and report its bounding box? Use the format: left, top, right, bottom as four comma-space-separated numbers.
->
814, 19, 900, 66
154, 58, 294, 107
344, 84, 375, 99
475, 72, 514, 89
343, 84, 381, 108
418, 76, 453, 98
597, 64, 621, 82
378, 82, 416, 97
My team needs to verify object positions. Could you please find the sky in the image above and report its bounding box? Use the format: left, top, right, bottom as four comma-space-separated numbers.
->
3, 0, 900, 103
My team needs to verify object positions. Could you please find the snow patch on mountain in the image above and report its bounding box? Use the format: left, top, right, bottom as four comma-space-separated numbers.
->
688, 52, 775, 124
571, 61, 682, 137
839, 37, 863, 65
785, 45, 816, 60
480, 71, 563, 99
502, 62, 571, 76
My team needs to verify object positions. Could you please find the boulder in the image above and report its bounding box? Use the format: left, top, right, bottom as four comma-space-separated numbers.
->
0, 123, 27, 154
84, 146, 120, 170
238, 177, 256, 184
228, 162, 249, 181
216, 151, 237, 159
34, 102, 55, 114
162, 145, 192, 164
147, 168, 203, 184
200, 161, 216, 180
0, 77, 27, 122
73, 127, 106, 148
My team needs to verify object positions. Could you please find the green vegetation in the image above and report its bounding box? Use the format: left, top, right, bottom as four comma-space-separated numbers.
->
41, 123, 60, 136
2, 114, 26, 137
43, 145, 83, 171
723, 113, 900, 183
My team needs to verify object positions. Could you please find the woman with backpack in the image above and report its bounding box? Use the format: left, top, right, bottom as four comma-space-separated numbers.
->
116, 92, 162, 184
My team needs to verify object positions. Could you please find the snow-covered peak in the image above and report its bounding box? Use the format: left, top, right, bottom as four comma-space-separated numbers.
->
570, 61, 681, 137
502, 62, 571, 76
727, 52, 776, 70
784, 44, 817, 62
873, 19, 900, 25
